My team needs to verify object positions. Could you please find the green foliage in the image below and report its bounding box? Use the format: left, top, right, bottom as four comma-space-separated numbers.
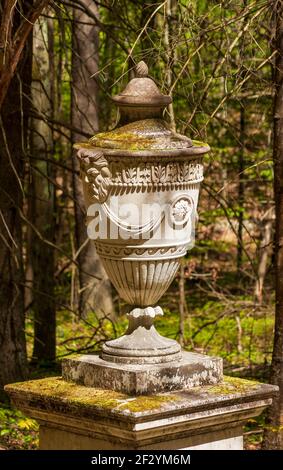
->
0, 406, 38, 450
155, 299, 274, 367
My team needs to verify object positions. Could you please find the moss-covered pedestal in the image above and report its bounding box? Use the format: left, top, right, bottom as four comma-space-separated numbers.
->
5, 376, 277, 450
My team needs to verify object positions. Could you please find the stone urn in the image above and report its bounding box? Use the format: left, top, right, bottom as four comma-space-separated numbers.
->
69, 61, 220, 393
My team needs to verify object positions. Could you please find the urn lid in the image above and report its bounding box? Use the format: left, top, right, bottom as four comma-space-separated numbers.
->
88, 118, 193, 150
112, 61, 172, 110
74, 61, 210, 155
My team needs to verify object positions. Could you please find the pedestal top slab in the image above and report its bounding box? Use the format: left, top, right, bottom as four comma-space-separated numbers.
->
5, 376, 278, 449
5, 375, 277, 423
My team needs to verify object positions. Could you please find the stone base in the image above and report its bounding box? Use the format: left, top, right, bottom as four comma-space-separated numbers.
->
5, 376, 278, 450
100, 307, 182, 365
62, 351, 223, 395
38, 425, 244, 450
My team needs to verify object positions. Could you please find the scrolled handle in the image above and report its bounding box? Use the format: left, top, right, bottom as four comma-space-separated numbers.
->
77, 148, 111, 204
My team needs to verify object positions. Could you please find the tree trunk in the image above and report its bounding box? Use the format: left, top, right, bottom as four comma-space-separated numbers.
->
178, 261, 185, 347
30, 15, 56, 364
164, 0, 176, 131
237, 104, 245, 272
263, 0, 283, 449
254, 218, 273, 304
237, 0, 247, 273
0, 4, 33, 398
71, 0, 114, 318
0, 0, 49, 110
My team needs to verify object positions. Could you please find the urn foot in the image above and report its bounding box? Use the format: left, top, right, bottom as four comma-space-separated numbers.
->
101, 306, 182, 365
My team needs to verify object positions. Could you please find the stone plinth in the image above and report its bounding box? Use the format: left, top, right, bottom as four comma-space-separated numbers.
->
62, 351, 223, 395
5, 376, 278, 450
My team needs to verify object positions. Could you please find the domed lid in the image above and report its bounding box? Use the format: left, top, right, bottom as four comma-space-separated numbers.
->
74, 61, 210, 155
88, 118, 192, 150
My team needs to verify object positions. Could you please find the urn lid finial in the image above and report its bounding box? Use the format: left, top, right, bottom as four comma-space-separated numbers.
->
111, 61, 172, 122
135, 61, 148, 77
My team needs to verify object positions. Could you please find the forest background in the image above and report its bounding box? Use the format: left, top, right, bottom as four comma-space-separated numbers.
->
0, 0, 283, 450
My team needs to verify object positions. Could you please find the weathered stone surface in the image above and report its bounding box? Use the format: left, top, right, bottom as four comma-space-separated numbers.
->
5, 376, 278, 450
38, 427, 244, 450
62, 351, 223, 395
101, 306, 182, 365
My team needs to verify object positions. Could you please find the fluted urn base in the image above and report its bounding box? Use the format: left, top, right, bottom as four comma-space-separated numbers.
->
101, 306, 181, 364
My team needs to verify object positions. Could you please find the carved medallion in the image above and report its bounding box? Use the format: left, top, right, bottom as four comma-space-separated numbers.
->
170, 196, 194, 226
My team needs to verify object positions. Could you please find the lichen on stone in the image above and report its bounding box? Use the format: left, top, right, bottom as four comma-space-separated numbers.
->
192, 140, 208, 147
5, 377, 179, 413
118, 394, 179, 413
6, 377, 126, 410
200, 376, 259, 396
5, 375, 262, 418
